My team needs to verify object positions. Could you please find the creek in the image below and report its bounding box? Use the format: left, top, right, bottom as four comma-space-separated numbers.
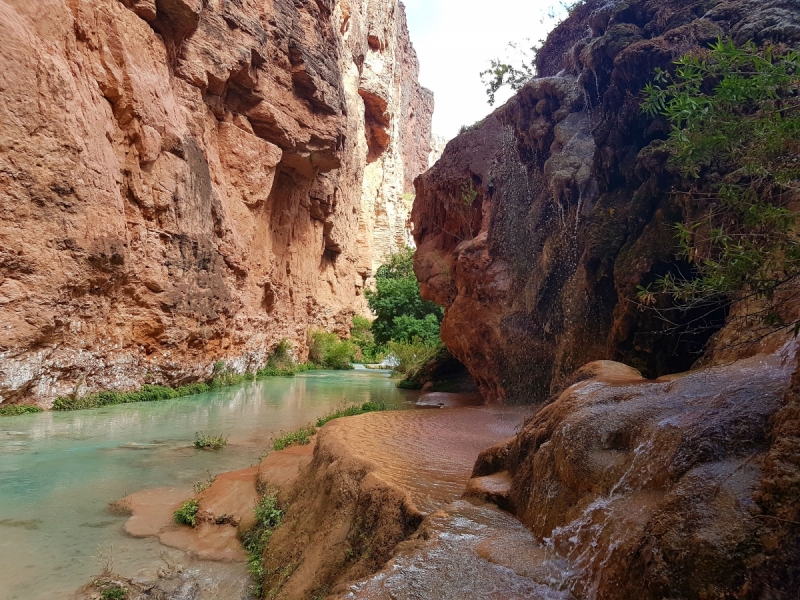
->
0, 370, 415, 599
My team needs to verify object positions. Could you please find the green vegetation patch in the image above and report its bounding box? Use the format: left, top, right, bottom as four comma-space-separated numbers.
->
193, 473, 217, 494
240, 492, 285, 598
0, 404, 43, 417
315, 401, 387, 427
308, 331, 357, 370
194, 431, 228, 450
270, 402, 389, 452
388, 337, 442, 377
52, 385, 189, 411
51, 341, 319, 413
350, 315, 386, 364
173, 499, 200, 527
101, 586, 127, 600
365, 247, 443, 347
272, 425, 318, 451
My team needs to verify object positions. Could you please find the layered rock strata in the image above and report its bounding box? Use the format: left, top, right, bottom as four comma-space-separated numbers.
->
412, 0, 800, 402
0, 0, 433, 405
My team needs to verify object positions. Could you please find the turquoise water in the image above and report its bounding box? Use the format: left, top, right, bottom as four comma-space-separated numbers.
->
0, 370, 414, 599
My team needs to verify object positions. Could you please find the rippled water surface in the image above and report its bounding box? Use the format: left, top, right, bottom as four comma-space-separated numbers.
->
0, 370, 413, 599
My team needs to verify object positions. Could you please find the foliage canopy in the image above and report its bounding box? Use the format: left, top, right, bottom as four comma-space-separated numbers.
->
365, 247, 443, 345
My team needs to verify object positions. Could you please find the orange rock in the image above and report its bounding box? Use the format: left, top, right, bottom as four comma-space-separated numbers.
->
0, 0, 433, 406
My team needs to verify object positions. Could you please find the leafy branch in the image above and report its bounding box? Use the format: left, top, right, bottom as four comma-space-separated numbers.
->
639, 38, 800, 340
479, 2, 586, 105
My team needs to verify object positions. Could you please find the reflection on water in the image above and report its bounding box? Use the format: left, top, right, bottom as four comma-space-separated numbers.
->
0, 370, 412, 599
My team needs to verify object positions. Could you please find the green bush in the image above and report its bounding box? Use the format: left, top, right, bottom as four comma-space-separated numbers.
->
173, 499, 200, 526
388, 337, 442, 376
194, 431, 228, 450
642, 39, 800, 336
308, 331, 356, 370
396, 378, 423, 390
266, 339, 295, 370
210, 371, 249, 388
258, 362, 315, 377
365, 247, 443, 346
0, 404, 43, 417
324, 339, 356, 370
350, 315, 386, 363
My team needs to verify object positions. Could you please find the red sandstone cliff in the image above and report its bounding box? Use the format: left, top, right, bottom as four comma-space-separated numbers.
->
0, 0, 433, 406
412, 0, 800, 403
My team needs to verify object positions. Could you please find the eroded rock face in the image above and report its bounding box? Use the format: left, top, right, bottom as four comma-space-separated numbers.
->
411, 0, 800, 402
472, 344, 800, 598
0, 0, 433, 405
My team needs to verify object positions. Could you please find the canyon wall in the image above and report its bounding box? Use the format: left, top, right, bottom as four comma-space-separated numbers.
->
412, 0, 800, 402
0, 0, 433, 406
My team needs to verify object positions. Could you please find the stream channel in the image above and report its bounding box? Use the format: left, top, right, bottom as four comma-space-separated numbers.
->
0, 369, 416, 599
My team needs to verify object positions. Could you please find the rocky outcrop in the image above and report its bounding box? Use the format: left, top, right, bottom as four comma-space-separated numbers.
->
0, 0, 433, 406
255, 407, 524, 598
411, 0, 800, 402
470, 343, 800, 599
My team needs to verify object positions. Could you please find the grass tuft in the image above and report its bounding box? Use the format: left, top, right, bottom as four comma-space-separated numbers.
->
269, 402, 389, 453
315, 401, 387, 427
272, 425, 317, 451
101, 586, 127, 600
193, 473, 216, 494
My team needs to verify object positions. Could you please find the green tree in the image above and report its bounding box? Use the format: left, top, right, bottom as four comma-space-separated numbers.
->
641, 39, 800, 338
366, 247, 444, 345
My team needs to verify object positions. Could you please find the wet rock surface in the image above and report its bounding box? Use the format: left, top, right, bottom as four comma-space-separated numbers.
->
472, 345, 800, 599
0, 0, 433, 406
411, 0, 800, 402
257, 407, 529, 599
75, 559, 253, 600
333, 500, 572, 600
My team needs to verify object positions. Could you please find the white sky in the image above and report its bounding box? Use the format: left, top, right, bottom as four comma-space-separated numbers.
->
403, 0, 567, 140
